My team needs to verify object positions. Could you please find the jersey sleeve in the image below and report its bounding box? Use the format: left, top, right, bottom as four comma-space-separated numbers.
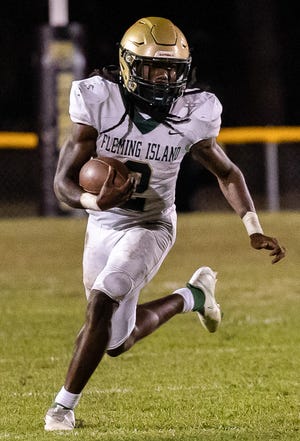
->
69, 77, 110, 129
193, 92, 222, 139
69, 80, 93, 125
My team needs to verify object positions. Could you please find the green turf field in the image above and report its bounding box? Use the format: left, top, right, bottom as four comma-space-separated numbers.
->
0, 212, 299, 440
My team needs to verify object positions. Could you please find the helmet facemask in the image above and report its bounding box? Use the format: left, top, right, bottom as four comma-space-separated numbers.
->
120, 48, 191, 108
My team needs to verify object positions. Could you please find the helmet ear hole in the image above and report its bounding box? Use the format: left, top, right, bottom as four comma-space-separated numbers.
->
124, 52, 135, 65
119, 17, 191, 107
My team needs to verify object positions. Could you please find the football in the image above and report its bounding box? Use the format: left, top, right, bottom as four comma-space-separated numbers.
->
79, 156, 130, 194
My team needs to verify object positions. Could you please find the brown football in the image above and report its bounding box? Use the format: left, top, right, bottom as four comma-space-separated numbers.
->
79, 156, 129, 194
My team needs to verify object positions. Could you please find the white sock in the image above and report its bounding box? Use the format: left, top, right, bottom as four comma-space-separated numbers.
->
173, 287, 194, 313
55, 386, 81, 410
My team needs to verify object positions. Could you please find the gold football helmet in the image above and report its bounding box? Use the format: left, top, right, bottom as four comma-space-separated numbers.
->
119, 17, 192, 107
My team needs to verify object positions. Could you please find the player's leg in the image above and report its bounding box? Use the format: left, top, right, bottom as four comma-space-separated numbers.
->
44, 289, 115, 431
45, 220, 124, 431
108, 266, 221, 357
107, 293, 183, 356
45, 219, 176, 430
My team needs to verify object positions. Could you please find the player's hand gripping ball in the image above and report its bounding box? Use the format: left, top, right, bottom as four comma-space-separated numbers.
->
79, 157, 130, 194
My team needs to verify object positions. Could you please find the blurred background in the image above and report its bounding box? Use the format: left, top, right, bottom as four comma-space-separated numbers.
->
0, 0, 299, 216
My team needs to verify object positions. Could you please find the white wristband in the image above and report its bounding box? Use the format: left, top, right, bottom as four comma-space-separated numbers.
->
80, 192, 101, 211
242, 211, 264, 236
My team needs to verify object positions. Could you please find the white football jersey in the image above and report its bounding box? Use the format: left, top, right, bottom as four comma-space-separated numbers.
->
69, 76, 222, 229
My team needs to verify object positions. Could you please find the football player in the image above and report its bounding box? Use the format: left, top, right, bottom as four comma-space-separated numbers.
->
44, 17, 286, 430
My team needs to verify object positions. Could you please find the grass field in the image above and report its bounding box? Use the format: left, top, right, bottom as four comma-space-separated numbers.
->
0, 211, 299, 440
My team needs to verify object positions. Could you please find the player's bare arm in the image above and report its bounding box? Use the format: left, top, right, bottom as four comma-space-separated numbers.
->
191, 137, 255, 217
190, 138, 286, 263
54, 123, 98, 208
54, 123, 134, 210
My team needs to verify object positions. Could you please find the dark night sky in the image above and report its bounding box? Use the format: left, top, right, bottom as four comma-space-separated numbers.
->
1, 0, 299, 131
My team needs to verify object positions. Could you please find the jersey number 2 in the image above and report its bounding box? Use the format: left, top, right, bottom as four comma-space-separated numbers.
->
122, 160, 151, 211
